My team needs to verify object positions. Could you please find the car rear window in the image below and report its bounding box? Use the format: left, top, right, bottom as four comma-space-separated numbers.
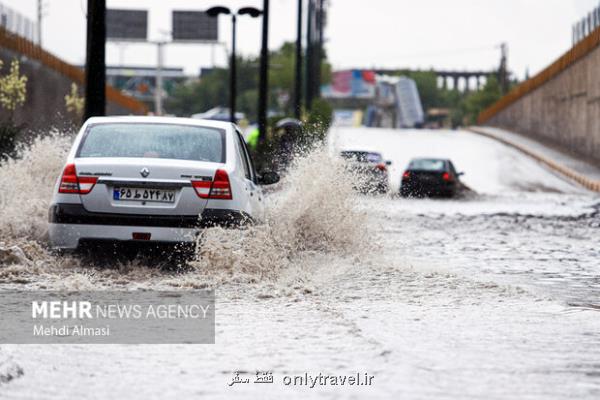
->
408, 159, 446, 171
77, 123, 226, 163
341, 151, 382, 163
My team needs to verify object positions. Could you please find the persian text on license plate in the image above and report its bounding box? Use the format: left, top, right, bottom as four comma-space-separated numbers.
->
113, 187, 176, 203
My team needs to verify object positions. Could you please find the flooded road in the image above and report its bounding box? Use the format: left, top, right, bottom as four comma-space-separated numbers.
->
0, 128, 599, 399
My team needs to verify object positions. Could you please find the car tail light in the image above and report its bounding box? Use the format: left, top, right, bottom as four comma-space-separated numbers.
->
376, 163, 387, 172
193, 169, 232, 200
191, 180, 211, 199
442, 172, 452, 181
209, 169, 232, 199
58, 163, 97, 194
402, 171, 411, 179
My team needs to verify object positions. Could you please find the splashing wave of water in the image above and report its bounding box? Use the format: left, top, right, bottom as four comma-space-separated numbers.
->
191, 146, 373, 282
0, 135, 373, 289
0, 133, 71, 245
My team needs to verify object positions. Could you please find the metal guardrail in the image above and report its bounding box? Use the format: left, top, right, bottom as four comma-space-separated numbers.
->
0, 2, 38, 44
478, 25, 600, 125
573, 5, 600, 45
0, 25, 148, 115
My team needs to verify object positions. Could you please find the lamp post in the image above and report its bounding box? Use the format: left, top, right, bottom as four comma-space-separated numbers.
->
207, 6, 262, 123
258, 0, 269, 142
294, 0, 302, 119
84, 0, 106, 122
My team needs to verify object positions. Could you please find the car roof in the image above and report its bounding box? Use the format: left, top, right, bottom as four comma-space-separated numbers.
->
84, 116, 236, 130
409, 157, 450, 162
340, 149, 382, 155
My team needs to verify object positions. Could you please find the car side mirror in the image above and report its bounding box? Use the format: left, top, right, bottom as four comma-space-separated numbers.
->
385, 160, 392, 166
258, 170, 280, 185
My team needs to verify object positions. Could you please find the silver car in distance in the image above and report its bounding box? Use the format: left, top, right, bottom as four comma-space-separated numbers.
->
48, 116, 279, 250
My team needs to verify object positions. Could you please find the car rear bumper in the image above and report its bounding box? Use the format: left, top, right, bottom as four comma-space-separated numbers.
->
400, 181, 456, 197
48, 223, 198, 250
48, 203, 252, 249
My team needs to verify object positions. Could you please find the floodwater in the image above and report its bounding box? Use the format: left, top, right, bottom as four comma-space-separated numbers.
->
0, 128, 599, 399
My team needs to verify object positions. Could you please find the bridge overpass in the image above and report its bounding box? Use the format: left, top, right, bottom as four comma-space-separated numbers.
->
374, 68, 497, 92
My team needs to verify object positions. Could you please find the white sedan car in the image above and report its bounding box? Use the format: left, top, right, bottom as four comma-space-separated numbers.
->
48, 116, 279, 250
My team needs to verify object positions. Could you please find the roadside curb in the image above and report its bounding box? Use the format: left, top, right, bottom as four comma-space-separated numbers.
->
467, 126, 600, 193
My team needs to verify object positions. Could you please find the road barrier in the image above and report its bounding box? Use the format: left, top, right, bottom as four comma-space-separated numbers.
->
0, 25, 148, 115
467, 127, 600, 193
478, 24, 600, 125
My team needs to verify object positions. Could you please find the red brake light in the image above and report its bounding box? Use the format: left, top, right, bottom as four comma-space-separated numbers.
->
209, 169, 232, 199
402, 171, 410, 179
193, 169, 233, 200
191, 180, 211, 199
58, 163, 97, 194
442, 172, 451, 181
376, 163, 387, 172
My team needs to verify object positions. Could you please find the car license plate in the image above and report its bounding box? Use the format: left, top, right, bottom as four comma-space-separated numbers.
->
113, 187, 176, 203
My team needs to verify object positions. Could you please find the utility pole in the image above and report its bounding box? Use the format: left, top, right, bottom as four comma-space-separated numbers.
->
294, 0, 303, 119
37, 0, 42, 46
230, 14, 237, 123
84, 0, 106, 122
154, 41, 165, 116
498, 42, 509, 94
257, 0, 269, 142
315, 0, 324, 99
304, 0, 314, 111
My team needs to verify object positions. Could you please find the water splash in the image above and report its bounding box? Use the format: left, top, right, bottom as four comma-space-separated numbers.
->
190, 146, 373, 283
0, 135, 373, 291
0, 132, 72, 244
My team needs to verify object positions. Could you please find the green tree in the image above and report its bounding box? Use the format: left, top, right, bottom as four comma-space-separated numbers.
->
463, 75, 502, 124
165, 42, 332, 123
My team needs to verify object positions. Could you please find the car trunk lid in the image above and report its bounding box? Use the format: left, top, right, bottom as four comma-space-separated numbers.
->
75, 158, 218, 215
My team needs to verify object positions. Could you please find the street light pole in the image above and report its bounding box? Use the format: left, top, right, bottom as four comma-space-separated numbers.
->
230, 14, 237, 123
258, 0, 269, 142
294, 0, 303, 120
208, 6, 261, 124
305, 0, 313, 111
84, 0, 106, 122
154, 41, 165, 116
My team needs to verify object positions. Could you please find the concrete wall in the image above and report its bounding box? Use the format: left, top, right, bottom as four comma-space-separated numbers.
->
481, 29, 600, 166
0, 47, 136, 134
0, 26, 147, 138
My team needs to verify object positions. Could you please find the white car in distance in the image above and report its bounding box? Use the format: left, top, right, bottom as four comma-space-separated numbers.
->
48, 116, 279, 251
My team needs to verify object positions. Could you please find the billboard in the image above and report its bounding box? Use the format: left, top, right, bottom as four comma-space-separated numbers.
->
107, 9, 148, 41
172, 11, 218, 42
321, 70, 376, 99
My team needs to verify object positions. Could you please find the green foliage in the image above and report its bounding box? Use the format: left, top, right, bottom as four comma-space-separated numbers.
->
0, 60, 27, 112
166, 68, 229, 117
305, 98, 333, 142
0, 59, 28, 158
463, 76, 503, 124
383, 68, 504, 127
165, 41, 332, 123
65, 83, 84, 119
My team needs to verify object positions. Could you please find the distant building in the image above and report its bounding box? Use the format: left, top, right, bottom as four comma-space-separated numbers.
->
322, 70, 424, 129
365, 75, 424, 129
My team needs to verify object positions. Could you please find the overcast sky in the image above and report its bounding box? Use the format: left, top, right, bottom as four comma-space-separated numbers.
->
2, 0, 599, 79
